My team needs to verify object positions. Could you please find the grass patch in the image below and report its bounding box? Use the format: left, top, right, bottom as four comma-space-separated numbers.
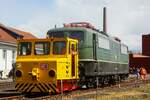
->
97, 83, 150, 100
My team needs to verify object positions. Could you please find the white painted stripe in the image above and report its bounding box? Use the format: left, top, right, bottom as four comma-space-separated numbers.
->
79, 59, 128, 64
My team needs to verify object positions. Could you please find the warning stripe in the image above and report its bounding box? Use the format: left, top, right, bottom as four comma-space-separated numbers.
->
16, 83, 24, 91
20, 83, 28, 91
16, 83, 22, 89
48, 83, 56, 93
28, 83, 35, 93
24, 83, 33, 93
53, 83, 56, 88
15, 83, 19, 88
22, 83, 31, 93
15, 82, 57, 93
38, 83, 47, 92
43, 83, 50, 90
36, 84, 44, 92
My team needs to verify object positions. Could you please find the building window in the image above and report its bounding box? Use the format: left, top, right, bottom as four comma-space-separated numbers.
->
3, 50, 6, 59
12, 50, 15, 59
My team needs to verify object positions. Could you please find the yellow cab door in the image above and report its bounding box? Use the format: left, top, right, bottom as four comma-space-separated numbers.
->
69, 41, 78, 79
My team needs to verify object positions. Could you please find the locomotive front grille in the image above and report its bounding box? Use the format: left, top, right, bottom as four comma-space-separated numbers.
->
15, 82, 56, 93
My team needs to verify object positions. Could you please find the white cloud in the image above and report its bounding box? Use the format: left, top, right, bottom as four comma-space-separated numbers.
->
16, 0, 150, 51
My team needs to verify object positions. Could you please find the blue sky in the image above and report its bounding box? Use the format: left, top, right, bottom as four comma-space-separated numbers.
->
0, 0, 55, 25
0, 0, 150, 52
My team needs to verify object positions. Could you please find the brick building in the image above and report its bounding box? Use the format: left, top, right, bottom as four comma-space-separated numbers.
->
129, 34, 150, 73
142, 34, 150, 56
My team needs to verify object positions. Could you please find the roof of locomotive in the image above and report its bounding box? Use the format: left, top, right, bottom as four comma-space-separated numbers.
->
48, 27, 88, 33
47, 27, 109, 37
47, 27, 128, 46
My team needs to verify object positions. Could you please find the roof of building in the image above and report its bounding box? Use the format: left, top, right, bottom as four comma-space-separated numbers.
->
0, 23, 36, 44
9, 28, 36, 39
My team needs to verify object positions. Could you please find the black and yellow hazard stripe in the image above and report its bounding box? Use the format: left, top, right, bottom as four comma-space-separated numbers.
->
48, 83, 57, 93
23, 83, 32, 93
15, 83, 24, 92
37, 83, 56, 93
15, 82, 56, 93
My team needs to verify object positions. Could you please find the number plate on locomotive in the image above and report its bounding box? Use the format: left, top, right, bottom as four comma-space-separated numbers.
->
40, 63, 48, 70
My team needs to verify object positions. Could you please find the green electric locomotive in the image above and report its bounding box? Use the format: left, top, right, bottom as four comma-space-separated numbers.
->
47, 22, 129, 87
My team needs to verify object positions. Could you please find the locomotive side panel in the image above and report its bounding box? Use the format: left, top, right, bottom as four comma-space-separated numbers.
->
81, 31, 129, 77
120, 44, 129, 74
78, 31, 94, 60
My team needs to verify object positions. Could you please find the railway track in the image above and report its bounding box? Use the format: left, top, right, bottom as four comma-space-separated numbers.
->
57, 79, 150, 100
0, 82, 15, 90
0, 78, 150, 99
23, 78, 150, 100
0, 96, 23, 100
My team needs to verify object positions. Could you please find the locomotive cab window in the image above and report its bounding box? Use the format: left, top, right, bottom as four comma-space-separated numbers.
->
48, 31, 65, 38
48, 31, 84, 44
53, 41, 66, 55
71, 44, 77, 53
69, 31, 84, 43
34, 42, 50, 55
18, 42, 32, 56
71, 44, 75, 52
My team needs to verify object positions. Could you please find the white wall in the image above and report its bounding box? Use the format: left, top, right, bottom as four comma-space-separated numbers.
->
0, 48, 16, 78
7, 50, 13, 70
0, 49, 5, 71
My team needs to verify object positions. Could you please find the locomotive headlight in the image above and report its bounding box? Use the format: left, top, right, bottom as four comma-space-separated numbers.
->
15, 70, 22, 77
49, 70, 55, 77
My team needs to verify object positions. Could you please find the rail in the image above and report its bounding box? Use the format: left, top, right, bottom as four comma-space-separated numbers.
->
23, 79, 150, 99
0, 78, 149, 99
0, 96, 22, 100
0, 82, 15, 90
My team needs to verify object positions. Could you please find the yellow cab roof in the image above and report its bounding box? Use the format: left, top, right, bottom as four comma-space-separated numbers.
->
17, 37, 78, 43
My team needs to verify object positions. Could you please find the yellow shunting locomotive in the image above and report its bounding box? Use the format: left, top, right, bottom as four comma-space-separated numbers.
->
15, 37, 78, 93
